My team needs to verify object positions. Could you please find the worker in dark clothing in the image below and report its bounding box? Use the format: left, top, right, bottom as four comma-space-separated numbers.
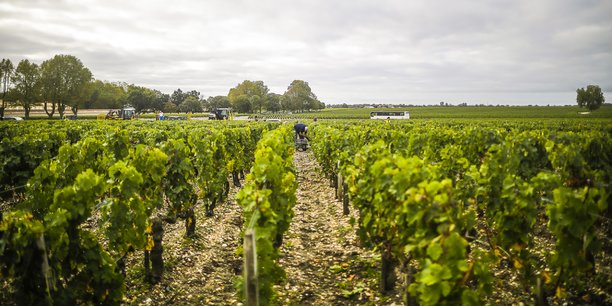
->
294, 121, 309, 140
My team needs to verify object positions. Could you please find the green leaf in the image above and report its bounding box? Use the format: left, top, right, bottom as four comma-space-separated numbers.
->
426, 242, 443, 261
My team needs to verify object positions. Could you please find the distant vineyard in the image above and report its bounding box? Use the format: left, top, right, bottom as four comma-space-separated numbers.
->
249, 105, 612, 120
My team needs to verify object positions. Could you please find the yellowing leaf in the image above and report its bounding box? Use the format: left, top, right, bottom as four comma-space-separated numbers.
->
511, 243, 523, 252
581, 294, 591, 302
145, 235, 154, 251
555, 287, 566, 299
513, 259, 523, 269
541, 271, 552, 284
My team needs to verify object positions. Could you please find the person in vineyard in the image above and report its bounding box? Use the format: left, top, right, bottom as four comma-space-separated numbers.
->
294, 121, 309, 140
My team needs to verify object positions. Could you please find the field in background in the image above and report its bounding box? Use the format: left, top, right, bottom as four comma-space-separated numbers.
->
253, 105, 612, 119
4, 104, 612, 120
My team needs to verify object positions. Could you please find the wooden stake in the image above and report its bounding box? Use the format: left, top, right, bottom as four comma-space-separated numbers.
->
381, 248, 396, 293
36, 234, 54, 303
150, 217, 164, 284
343, 183, 350, 215
337, 173, 343, 200
244, 229, 259, 306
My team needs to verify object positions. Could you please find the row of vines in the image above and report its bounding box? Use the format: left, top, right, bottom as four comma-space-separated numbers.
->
0, 120, 277, 304
310, 120, 610, 305
236, 126, 297, 304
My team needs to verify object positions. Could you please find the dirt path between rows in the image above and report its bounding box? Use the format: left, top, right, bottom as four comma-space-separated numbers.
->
124, 185, 244, 305
276, 150, 403, 305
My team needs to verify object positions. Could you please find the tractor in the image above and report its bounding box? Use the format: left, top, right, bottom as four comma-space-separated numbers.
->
209, 108, 232, 120
103, 107, 136, 120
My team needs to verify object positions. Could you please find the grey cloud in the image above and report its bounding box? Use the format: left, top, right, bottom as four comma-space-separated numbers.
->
0, 0, 610, 105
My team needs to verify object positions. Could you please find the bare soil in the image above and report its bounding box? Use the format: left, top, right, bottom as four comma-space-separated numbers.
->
123, 184, 244, 305
275, 150, 403, 305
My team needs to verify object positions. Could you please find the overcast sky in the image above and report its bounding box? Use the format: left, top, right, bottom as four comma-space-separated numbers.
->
1, 0, 611, 105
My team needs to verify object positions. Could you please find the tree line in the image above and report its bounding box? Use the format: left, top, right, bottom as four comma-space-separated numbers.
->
0, 55, 325, 119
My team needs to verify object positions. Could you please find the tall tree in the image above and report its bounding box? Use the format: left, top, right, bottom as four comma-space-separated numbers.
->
0, 58, 14, 118
171, 88, 186, 106
576, 85, 605, 111
127, 85, 157, 113
10, 59, 41, 119
163, 101, 177, 113
200, 97, 209, 110
265, 93, 282, 113
228, 80, 268, 113
40, 55, 92, 118
185, 90, 200, 100
152, 91, 168, 112
207, 95, 230, 110
283, 80, 322, 112
83, 80, 128, 109
233, 94, 252, 113
250, 95, 263, 114
71, 80, 96, 116
179, 96, 203, 113
311, 99, 325, 110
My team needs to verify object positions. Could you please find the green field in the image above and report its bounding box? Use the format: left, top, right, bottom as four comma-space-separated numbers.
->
251, 105, 612, 119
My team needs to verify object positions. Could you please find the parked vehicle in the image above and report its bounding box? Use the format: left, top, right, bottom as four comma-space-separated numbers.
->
1, 116, 23, 120
209, 108, 232, 120
370, 111, 410, 120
